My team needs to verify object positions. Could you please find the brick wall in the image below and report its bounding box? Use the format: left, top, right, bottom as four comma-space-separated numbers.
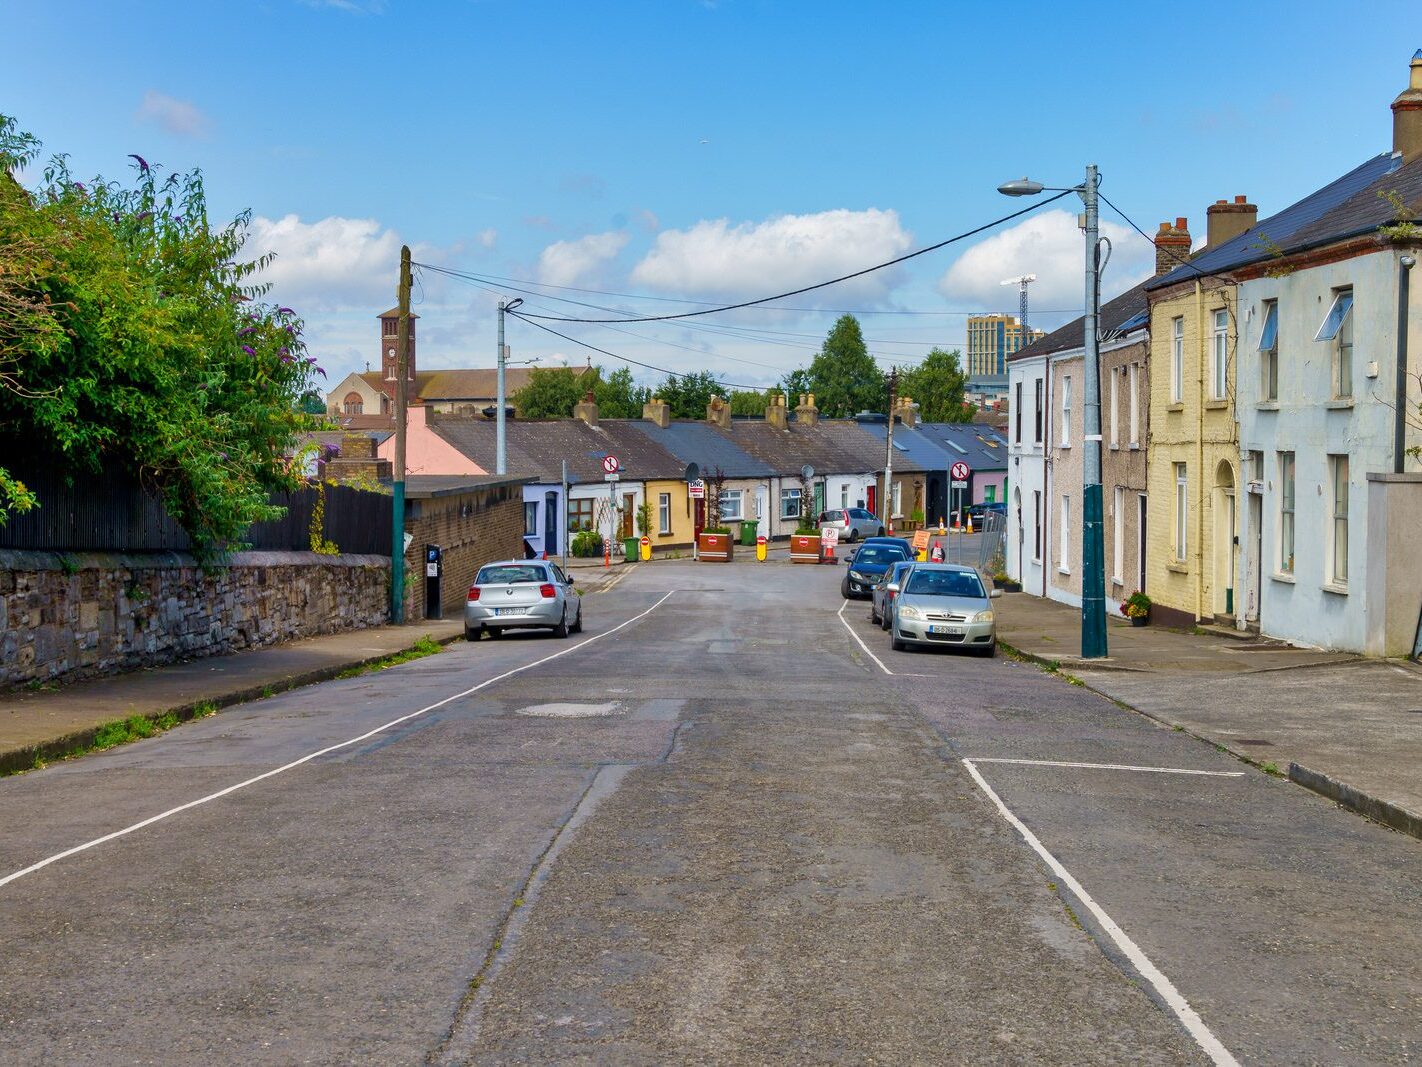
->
403, 485, 526, 621
0, 550, 388, 690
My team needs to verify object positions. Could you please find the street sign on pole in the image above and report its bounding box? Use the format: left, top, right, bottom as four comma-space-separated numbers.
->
951, 461, 971, 482
602, 455, 621, 474
951, 480, 968, 489
603, 472, 621, 482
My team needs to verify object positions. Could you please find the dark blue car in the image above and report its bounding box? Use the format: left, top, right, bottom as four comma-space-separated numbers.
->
840, 542, 912, 600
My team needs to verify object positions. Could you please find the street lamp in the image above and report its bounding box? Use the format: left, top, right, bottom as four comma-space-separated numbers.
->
999, 165, 1107, 659
496, 297, 524, 475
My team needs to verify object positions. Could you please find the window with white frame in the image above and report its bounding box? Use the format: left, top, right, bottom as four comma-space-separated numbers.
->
780, 487, 802, 520
719, 488, 743, 522
1330, 454, 1348, 584
1109, 368, 1119, 447
658, 492, 672, 534
1032, 491, 1042, 562
1034, 378, 1044, 443
1060, 375, 1072, 446
840, 483, 849, 508
1316, 288, 1354, 399
524, 502, 539, 536
1128, 363, 1140, 446
1170, 317, 1184, 404
1174, 463, 1188, 562
1211, 308, 1228, 401
1258, 299, 1279, 402
1059, 496, 1070, 571
1015, 382, 1023, 443
1112, 486, 1124, 583
892, 481, 902, 517
1278, 452, 1295, 573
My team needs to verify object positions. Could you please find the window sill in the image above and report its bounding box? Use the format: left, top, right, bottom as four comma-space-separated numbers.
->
1205, 399, 1229, 410
1167, 403, 1184, 413
1058, 567, 1071, 576
1166, 561, 1189, 575
1270, 571, 1296, 584
1058, 443, 1071, 450
1322, 580, 1349, 596
657, 531, 674, 538
1325, 399, 1354, 410
1108, 443, 1120, 451
1128, 441, 1141, 451
1255, 402, 1279, 411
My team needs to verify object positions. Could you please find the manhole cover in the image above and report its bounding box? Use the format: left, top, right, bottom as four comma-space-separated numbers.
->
1235, 739, 1274, 746
516, 702, 621, 718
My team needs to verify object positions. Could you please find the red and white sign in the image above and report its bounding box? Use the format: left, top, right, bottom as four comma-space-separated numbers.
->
602, 455, 621, 474
640, 536, 650, 547
820, 526, 839, 546
687, 479, 706, 498
950, 461, 971, 481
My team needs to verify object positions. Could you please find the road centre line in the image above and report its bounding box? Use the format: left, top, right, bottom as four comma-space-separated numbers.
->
0, 591, 677, 892
962, 758, 1240, 1067
969, 758, 1245, 778
837, 600, 893, 675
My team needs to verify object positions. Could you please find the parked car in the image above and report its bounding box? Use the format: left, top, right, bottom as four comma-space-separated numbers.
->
465, 560, 581, 640
818, 507, 883, 543
965, 501, 1007, 527
856, 535, 915, 558
840, 542, 911, 599
871, 559, 916, 629
888, 563, 999, 656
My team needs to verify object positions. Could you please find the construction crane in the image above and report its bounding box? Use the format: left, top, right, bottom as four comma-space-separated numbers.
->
1000, 274, 1037, 333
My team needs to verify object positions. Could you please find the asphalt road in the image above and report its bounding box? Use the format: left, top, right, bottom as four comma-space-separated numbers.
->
1, 561, 1418, 1064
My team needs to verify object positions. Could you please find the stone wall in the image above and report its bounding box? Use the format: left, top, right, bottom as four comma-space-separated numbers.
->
1, 550, 389, 689
403, 483, 526, 621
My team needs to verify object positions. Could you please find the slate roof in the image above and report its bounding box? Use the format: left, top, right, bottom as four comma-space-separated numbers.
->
627, 421, 775, 478
356, 368, 534, 402
1146, 152, 1422, 290
404, 474, 531, 498
716, 420, 890, 476
915, 422, 1010, 471
855, 422, 953, 474
433, 418, 687, 483
1010, 278, 1153, 362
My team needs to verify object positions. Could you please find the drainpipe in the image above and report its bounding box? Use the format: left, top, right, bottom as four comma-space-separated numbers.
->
1397, 255, 1416, 473
1194, 281, 1206, 623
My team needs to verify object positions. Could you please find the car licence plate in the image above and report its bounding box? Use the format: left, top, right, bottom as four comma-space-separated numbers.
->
494, 607, 524, 616
929, 624, 965, 635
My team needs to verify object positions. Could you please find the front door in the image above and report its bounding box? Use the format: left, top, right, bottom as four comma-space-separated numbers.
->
622, 493, 635, 539
1137, 493, 1147, 591
1247, 493, 1262, 623
694, 498, 705, 540
544, 492, 559, 556
866, 484, 876, 517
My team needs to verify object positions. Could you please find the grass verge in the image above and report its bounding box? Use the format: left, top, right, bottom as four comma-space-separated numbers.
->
334, 635, 445, 679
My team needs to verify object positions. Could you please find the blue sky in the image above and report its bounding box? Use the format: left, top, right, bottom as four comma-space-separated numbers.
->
5, 1, 1419, 391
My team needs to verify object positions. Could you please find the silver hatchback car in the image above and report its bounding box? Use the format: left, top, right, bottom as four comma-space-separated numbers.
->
889, 563, 999, 656
818, 507, 884, 543
465, 560, 582, 640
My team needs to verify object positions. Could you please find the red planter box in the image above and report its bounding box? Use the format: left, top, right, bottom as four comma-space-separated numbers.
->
698, 532, 733, 562
789, 534, 824, 564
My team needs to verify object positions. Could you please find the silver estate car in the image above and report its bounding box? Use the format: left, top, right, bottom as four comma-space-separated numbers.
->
818, 507, 884, 543
889, 563, 1000, 656
464, 560, 581, 641
870, 559, 916, 630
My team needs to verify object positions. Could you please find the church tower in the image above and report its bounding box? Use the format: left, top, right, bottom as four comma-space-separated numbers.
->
378, 307, 417, 383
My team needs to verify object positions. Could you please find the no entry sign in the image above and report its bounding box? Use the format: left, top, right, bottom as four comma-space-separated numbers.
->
950, 461, 971, 481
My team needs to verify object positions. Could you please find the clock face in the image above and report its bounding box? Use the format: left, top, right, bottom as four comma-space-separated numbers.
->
387, 348, 395, 358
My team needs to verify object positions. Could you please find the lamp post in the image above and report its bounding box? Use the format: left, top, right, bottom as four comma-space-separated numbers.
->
999, 166, 1107, 659
496, 297, 524, 476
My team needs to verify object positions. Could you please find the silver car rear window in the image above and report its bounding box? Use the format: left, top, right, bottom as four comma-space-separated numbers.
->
905, 570, 984, 598
477, 565, 547, 585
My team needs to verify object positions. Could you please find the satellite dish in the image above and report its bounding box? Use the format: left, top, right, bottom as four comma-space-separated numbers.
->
684, 462, 700, 481
800, 464, 815, 480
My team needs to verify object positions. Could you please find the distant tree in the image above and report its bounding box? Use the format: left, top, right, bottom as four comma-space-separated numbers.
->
728, 388, 773, 416
898, 348, 975, 423
512, 365, 596, 418
594, 366, 650, 419
780, 367, 812, 401
297, 389, 328, 416
657, 370, 724, 419
806, 315, 884, 418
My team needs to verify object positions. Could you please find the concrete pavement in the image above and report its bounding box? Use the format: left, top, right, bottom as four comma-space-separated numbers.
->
993, 591, 1422, 840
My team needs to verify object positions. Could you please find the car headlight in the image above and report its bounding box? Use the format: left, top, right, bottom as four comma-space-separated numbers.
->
849, 569, 867, 581
970, 609, 995, 624
898, 605, 924, 620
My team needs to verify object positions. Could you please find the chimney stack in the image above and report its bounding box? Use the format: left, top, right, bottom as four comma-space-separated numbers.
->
794, 392, 819, 427
1394, 49, 1422, 163
706, 394, 732, 429
765, 392, 788, 430
1206, 196, 1258, 250
894, 395, 919, 429
642, 396, 671, 428
1154, 218, 1192, 275
573, 390, 599, 427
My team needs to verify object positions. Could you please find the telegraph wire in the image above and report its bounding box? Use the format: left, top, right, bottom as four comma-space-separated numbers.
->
416, 189, 1073, 325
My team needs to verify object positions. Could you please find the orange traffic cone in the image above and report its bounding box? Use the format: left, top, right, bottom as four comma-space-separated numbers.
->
967, 513, 974, 534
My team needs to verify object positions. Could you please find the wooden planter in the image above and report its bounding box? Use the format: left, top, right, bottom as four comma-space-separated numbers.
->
698, 532, 733, 562
1129, 614, 1149, 627
789, 534, 824, 564
996, 580, 1022, 593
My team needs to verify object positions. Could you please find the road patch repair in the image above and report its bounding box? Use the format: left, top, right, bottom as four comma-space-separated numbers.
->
517, 701, 622, 718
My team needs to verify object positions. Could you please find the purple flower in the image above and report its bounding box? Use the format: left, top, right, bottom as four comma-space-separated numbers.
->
219, 452, 228, 460
136, 211, 152, 222
238, 326, 256, 336
129, 154, 149, 172
112, 212, 121, 223
241, 344, 256, 356
277, 306, 294, 315
278, 346, 289, 356
72, 182, 86, 193
284, 325, 297, 335
315, 367, 327, 378
280, 353, 295, 364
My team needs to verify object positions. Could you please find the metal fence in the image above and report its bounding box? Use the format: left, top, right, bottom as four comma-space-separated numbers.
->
977, 510, 1007, 574
0, 462, 391, 555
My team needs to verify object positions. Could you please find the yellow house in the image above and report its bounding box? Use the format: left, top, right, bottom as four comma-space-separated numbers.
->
1144, 262, 1240, 628
642, 477, 697, 549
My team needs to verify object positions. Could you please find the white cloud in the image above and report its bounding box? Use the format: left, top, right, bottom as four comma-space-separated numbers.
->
135, 91, 211, 139
247, 214, 414, 313
937, 209, 1152, 317
537, 231, 629, 287
630, 208, 912, 304
477, 228, 498, 249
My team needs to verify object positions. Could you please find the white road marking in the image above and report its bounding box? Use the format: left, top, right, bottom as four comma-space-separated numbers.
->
837, 600, 893, 675
0, 592, 676, 892
962, 758, 1240, 1067
969, 758, 1245, 778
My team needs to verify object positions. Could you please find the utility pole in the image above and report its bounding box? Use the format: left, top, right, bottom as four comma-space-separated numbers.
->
496, 297, 523, 475
1079, 164, 1108, 659
883, 368, 898, 533
391, 245, 412, 624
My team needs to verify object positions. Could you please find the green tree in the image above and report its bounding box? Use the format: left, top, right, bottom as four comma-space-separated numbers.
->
657, 370, 724, 419
898, 348, 975, 423
806, 315, 884, 418
511, 364, 597, 418
0, 115, 321, 554
780, 368, 812, 402
297, 389, 328, 416
594, 366, 651, 418
728, 388, 773, 416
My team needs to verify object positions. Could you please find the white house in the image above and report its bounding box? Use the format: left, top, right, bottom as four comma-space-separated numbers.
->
1006, 346, 1052, 596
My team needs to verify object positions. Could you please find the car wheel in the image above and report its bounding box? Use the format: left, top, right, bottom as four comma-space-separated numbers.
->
881, 612, 891, 632
979, 641, 997, 658
840, 578, 851, 599
552, 614, 570, 639
571, 607, 583, 634
876, 526, 885, 537
464, 626, 479, 642
891, 633, 906, 652
869, 606, 879, 624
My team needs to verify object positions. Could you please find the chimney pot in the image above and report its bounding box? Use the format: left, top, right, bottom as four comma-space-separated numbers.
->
1392, 49, 1422, 162
1176, 217, 1188, 229
1206, 195, 1257, 250
1154, 216, 1193, 276
1234, 195, 1248, 204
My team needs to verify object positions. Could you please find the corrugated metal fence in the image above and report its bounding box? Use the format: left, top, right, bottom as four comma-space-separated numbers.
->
0, 462, 392, 555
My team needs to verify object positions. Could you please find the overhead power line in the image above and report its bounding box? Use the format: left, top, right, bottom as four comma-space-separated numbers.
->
416, 189, 1072, 325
